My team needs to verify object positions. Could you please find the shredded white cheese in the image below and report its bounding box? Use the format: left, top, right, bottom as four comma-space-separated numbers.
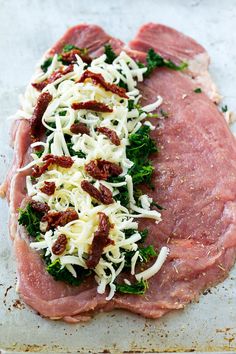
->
18, 49, 169, 299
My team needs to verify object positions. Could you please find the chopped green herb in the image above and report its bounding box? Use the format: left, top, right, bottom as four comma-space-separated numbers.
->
145, 49, 187, 77
67, 142, 86, 158
124, 228, 148, 243
222, 105, 228, 113
59, 110, 67, 116
57, 44, 88, 64
34, 149, 44, 158
128, 99, 135, 111
127, 125, 157, 161
116, 279, 148, 295
18, 204, 43, 239
139, 229, 148, 243
137, 61, 145, 69
128, 164, 154, 185
45, 122, 56, 136
127, 125, 157, 185
108, 176, 129, 207
194, 88, 202, 93
123, 244, 156, 269
104, 44, 117, 64
117, 79, 128, 90
41, 57, 53, 73
62, 44, 79, 53
139, 245, 157, 262
45, 257, 91, 286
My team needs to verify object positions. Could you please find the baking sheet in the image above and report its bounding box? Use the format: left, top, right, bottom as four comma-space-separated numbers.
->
1, 0, 236, 352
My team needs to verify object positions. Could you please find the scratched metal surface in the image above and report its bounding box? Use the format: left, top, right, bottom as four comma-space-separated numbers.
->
0, 0, 236, 353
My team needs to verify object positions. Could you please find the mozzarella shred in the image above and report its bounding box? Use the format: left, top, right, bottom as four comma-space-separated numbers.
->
135, 247, 170, 281
18, 48, 169, 300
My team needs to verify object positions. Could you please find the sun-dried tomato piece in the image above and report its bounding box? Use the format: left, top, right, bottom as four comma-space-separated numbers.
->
52, 234, 67, 255
70, 122, 90, 135
97, 127, 120, 146
32, 155, 74, 178
99, 183, 114, 204
43, 154, 74, 168
81, 180, 113, 205
78, 70, 128, 99
30, 201, 50, 213
30, 92, 52, 139
61, 49, 92, 64
85, 159, 122, 180
40, 181, 56, 195
72, 100, 113, 113
32, 65, 73, 91
42, 208, 78, 229
86, 213, 114, 269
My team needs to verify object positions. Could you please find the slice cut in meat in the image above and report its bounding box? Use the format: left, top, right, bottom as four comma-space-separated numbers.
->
4, 23, 236, 322
129, 23, 221, 103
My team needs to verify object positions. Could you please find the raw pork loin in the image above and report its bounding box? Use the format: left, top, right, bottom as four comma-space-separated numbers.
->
3, 23, 236, 322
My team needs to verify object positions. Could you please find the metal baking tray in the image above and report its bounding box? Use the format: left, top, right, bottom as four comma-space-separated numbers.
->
1, 0, 236, 352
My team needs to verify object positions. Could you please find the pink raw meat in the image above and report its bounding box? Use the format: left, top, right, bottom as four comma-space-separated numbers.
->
4, 23, 236, 322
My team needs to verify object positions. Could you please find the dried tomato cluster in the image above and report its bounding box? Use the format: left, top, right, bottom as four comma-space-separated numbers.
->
86, 212, 114, 269
30, 92, 52, 139
81, 180, 113, 205
77, 70, 128, 98
85, 159, 122, 180
32, 65, 73, 91
32, 154, 74, 178
42, 208, 78, 229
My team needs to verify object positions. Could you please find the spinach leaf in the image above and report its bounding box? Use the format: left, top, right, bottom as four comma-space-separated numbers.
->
41, 57, 53, 73
145, 48, 187, 77
127, 125, 157, 162
18, 204, 43, 239
104, 44, 117, 64
127, 125, 157, 185
128, 164, 154, 185
116, 279, 148, 295
45, 257, 91, 286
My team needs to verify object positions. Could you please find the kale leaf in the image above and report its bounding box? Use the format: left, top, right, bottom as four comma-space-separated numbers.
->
144, 48, 187, 77
18, 204, 43, 239
104, 44, 117, 64
116, 279, 148, 295
45, 257, 91, 286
